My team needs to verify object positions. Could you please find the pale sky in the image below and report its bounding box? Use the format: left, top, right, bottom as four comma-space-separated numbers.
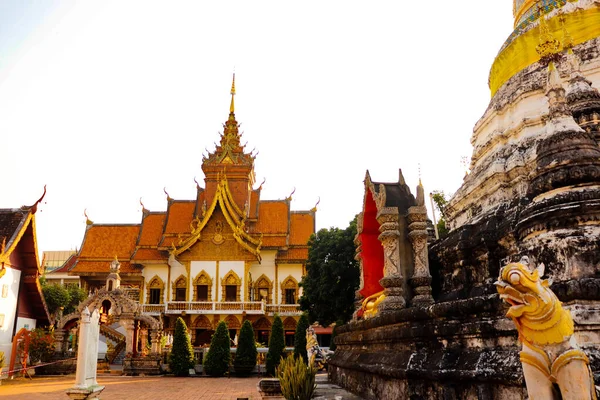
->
0, 1, 514, 257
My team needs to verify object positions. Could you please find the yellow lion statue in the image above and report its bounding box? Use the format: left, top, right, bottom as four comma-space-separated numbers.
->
496, 260, 597, 400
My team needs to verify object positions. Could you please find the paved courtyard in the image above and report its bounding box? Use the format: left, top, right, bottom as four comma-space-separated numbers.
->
0, 374, 262, 399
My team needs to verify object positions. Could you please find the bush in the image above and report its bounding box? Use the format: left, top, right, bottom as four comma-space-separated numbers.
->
293, 313, 309, 363
276, 354, 317, 400
234, 320, 257, 376
266, 314, 285, 376
29, 328, 55, 364
168, 317, 195, 376
204, 321, 231, 376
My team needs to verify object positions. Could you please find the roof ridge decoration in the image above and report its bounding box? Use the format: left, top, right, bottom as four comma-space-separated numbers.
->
171, 175, 262, 260
203, 76, 255, 167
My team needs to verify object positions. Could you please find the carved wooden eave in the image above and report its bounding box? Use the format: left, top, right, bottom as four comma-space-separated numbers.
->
171, 176, 262, 261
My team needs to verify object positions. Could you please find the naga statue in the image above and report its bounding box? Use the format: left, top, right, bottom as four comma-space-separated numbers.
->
359, 290, 386, 319
496, 260, 597, 400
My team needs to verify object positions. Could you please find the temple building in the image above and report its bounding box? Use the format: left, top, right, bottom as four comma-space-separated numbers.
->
0, 191, 50, 370
331, 1, 600, 398
69, 77, 315, 346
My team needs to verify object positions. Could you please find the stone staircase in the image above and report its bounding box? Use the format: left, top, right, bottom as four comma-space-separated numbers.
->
100, 324, 126, 365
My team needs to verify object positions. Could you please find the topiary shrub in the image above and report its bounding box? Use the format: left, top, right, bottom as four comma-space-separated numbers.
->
276, 353, 317, 400
204, 320, 231, 376
266, 314, 285, 376
168, 317, 195, 376
234, 320, 257, 376
293, 313, 309, 363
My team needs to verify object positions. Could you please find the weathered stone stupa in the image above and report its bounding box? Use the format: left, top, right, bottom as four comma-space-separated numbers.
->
330, 1, 600, 398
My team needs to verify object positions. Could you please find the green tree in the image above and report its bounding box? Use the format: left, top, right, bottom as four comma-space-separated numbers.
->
204, 321, 231, 376
266, 315, 285, 376
431, 190, 450, 238
41, 284, 70, 317
168, 317, 195, 376
234, 320, 257, 376
299, 216, 360, 327
65, 285, 87, 315
293, 313, 309, 363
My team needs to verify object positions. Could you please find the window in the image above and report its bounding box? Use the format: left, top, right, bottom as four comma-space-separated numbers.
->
259, 288, 268, 302
285, 331, 295, 347
149, 288, 161, 304
196, 285, 208, 301
285, 289, 296, 304
175, 287, 186, 301
225, 285, 237, 302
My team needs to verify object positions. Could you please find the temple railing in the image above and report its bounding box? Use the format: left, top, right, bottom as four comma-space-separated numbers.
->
139, 304, 166, 315
163, 301, 265, 315
139, 302, 301, 316
265, 304, 302, 316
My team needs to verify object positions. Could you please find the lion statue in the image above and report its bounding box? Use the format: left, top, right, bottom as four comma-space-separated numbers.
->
496, 259, 597, 400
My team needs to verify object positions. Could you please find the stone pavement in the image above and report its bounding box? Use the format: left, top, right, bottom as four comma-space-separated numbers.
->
0, 373, 364, 400
0, 375, 262, 399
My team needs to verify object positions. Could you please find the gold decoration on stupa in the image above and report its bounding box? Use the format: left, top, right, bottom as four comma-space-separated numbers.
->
536, 9, 561, 64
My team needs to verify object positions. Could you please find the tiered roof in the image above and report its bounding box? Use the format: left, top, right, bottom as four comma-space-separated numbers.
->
73, 77, 315, 275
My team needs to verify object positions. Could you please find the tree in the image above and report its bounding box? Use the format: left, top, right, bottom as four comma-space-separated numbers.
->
299, 216, 360, 327
266, 315, 285, 376
42, 284, 70, 318
234, 320, 257, 376
41, 282, 88, 321
168, 317, 195, 376
65, 285, 87, 315
293, 313, 309, 363
431, 190, 450, 238
204, 321, 231, 376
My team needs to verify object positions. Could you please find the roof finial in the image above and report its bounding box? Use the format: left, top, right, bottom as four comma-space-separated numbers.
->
84, 209, 93, 226
311, 197, 321, 213
230, 73, 236, 114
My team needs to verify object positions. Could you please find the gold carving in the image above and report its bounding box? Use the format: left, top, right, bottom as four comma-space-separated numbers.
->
280, 276, 298, 304
172, 275, 188, 301
212, 221, 225, 245
254, 274, 273, 304
192, 270, 212, 302
360, 290, 385, 319
221, 270, 241, 302
145, 275, 164, 305
496, 261, 597, 399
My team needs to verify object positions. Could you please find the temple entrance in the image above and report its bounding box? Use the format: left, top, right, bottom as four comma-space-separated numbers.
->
55, 288, 163, 375
257, 330, 269, 345
194, 329, 214, 346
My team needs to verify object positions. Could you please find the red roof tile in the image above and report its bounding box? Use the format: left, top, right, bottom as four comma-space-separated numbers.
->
289, 212, 314, 246
164, 202, 195, 234
79, 225, 140, 259
71, 260, 139, 274
138, 213, 166, 246
254, 201, 289, 234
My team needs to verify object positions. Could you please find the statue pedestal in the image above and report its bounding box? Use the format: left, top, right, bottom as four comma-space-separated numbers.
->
65, 385, 105, 400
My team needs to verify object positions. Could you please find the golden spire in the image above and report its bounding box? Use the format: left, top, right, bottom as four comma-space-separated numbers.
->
230, 73, 236, 114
